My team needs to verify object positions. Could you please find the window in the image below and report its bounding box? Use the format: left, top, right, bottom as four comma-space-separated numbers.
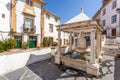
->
102, 8, 106, 16
102, 30, 106, 35
55, 18, 58, 22
112, 0, 116, 9
49, 24, 53, 33
85, 32, 91, 46
46, 14, 50, 19
111, 15, 117, 24
25, 18, 34, 28
2, 13, 5, 18
74, 33, 78, 37
26, 0, 33, 6
102, 20, 106, 26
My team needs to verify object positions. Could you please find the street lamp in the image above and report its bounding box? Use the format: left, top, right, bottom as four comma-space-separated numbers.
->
116, 8, 120, 37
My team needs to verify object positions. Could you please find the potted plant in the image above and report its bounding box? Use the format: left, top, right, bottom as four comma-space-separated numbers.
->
31, 27, 34, 32
24, 27, 29, 31
22, 42, 28, 49
26, 28, 29, 31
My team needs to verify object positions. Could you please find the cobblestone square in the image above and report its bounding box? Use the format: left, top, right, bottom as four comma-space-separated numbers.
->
0, 54, 120, 80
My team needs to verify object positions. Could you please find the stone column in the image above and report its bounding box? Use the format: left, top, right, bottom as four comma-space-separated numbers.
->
87, 30, 100, 76
73, 34, 75, 45
55, 26, 61, 64
100, 33, 102, 52
77, 33, 80, 47
73, 38, 75, 49
90, 30, 96, 64
96, 31, 100, 60
69, 32, 72, 51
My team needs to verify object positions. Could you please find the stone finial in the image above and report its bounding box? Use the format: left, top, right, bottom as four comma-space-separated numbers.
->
80, 8, 84, 13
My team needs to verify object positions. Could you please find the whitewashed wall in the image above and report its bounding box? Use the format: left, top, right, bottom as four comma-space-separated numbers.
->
34, 3, 41, 35
44, 13, 70, 45
16, 0, 25, 33
16, 0, 41, 44
0, 0, 11, 40
0, 32, 10, 41
44, 13, 60, 42
0, 48, 51, 76
102, 35, 106, 47
34, 3, 41, 44
100, 0, 120, 37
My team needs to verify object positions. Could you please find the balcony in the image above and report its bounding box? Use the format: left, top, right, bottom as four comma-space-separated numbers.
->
23, 25, 36, 34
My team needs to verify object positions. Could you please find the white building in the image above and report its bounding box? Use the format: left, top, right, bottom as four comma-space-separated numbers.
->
0, 0, 11, 40
43, 10, 69, 46
43, 10, 60, 44
14, 0, 46, 48
93, 0, 120, 38
0, 0, 45, 48
0, 0, 65, 48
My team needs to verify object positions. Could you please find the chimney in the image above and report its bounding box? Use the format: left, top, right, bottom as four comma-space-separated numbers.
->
80, 8, 84, 13
102, 0, 109, 6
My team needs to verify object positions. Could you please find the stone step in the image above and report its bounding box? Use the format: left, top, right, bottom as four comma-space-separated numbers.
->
105, 38, 115, 45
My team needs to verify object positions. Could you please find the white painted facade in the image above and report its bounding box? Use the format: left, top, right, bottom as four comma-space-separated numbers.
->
44, 10, 60, 42
0, 0, 11, 40
0, 0, 44, 48
44, 10, 69, 45
16, 0, 41, 45
94, 0, 120, 37
0, 0, 66, 47
16, 1, 41, 34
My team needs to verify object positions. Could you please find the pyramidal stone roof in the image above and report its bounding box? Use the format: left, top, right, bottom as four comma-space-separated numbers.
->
65, 8, 91, 24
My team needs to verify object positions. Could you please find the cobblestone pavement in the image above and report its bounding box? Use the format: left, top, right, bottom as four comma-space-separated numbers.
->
0, 55, 119, 80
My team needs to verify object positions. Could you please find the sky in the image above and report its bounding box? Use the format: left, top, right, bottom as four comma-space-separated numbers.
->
43, 0, 102, 24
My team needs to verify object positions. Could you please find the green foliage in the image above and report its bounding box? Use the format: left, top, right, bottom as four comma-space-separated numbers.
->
43, 39, 47, 47
31, 27, 34, 31
0, 41, 4, 53
9, 29, 16, 37
22, 42, 28, 49
0, 38, 16, 53
47, 38, 51, 46
52, 41, 58, 46
43, 38, 52, 47
24, 27, 29, 31
4, 38, 16, 50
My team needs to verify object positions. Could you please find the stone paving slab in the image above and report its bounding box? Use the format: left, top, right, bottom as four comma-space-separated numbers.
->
0, 76, 8, 80
0, 55, 118, 80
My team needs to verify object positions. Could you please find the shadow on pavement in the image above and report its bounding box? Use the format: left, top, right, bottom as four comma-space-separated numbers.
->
114, 58, 120, 80
27, 57, 114, 80
27, 59, 95, 80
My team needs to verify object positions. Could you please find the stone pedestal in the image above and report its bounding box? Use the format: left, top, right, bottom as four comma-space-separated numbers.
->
51, 47, 56, 56
87, 63, 100, 77
79, 31, 86, 48
54, 55, 60, 64
61, 46, 66, 54
55, 26, 61, 64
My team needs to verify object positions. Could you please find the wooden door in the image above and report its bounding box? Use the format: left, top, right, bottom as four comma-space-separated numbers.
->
112, 29, 116, 37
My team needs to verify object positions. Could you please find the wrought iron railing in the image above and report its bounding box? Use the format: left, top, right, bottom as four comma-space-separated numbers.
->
23, 24, 36, 34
